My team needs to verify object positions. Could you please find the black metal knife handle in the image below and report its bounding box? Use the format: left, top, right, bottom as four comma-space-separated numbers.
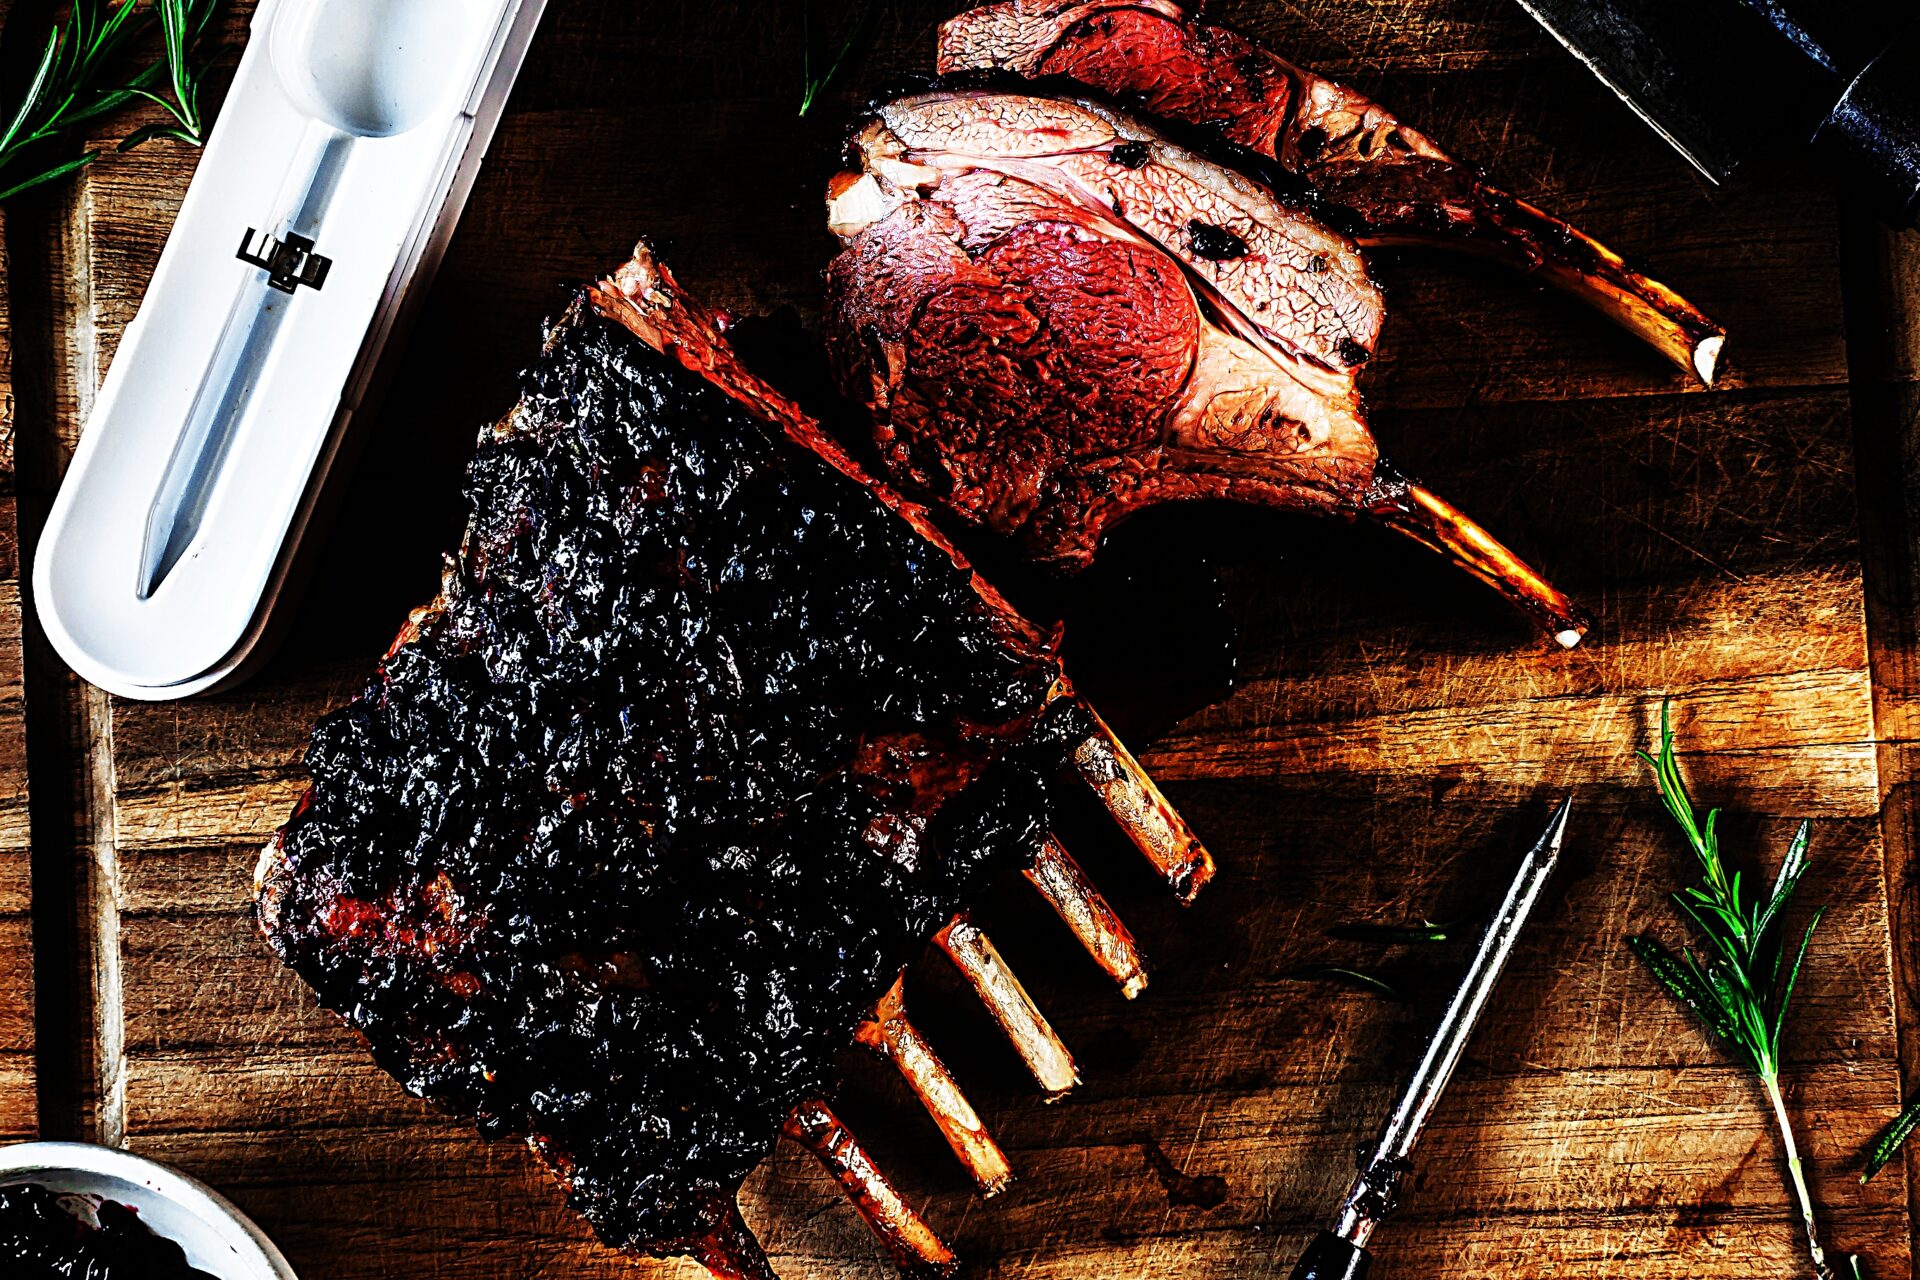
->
1812, 18, 1920, 225
1288, 1230, 1370, 1280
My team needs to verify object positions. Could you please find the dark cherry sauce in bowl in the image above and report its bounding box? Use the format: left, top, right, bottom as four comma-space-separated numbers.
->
0, 1182, 219, 1280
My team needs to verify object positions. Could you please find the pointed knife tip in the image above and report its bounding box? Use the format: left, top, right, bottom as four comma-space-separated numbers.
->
1541, 797, 1572, 853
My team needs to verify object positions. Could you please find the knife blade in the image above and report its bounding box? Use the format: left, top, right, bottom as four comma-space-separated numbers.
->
1513, 0, 1920, 223
1512, 0, 1831, 181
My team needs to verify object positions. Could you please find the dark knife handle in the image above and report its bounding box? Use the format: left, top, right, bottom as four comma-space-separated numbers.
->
1813, 18, 1920, 225
1288, 1230, 1370, 1280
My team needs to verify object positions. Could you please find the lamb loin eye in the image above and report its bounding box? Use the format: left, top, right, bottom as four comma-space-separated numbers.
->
1186, 219, 1250, 262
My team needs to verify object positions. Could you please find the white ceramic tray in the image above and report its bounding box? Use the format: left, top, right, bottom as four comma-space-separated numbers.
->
34, 0, 548, 699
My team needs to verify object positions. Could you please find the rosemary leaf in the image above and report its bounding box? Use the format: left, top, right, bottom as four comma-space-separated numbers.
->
1754, 820, 1812, 948
1326, 918, 1462, 945
0, 149, 97, 203
0, 30, 62, 153
1627, 935, 1738, 1045
117, 118, 195, 151
1861, 1099, 1920, 1183
1280, 965, 1404, 1002
1771, 911, 1822, 1053
799, 0, 880, 118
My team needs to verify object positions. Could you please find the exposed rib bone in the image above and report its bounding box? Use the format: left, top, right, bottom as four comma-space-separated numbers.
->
1024, 838, 1148, 998
1357, 191, 1726, 385
936, 915, 1080, 1098
783, 1099, 958, 1277
1070, 703, 1216, 903
856, 976, 1014, 1195
934, 0, 1726, 384
691, 1206, 779, 1280
1368, 477, 1590, 649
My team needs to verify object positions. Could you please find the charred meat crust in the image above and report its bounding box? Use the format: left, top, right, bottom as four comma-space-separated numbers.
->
260, 298, 1089, 1256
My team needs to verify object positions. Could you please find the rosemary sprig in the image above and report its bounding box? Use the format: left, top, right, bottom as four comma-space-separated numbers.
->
1630, 701, 1847, 1280
0, 0, 148, 202
799, 0, 879, 118
121, 0, 220, 148
0, 0, 219, 205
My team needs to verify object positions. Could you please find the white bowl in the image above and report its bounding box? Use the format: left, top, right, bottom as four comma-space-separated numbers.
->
0, 1142, 297, 1280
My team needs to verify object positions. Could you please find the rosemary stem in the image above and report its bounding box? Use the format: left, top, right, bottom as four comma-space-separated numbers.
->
1763, 1070, 1835, 1280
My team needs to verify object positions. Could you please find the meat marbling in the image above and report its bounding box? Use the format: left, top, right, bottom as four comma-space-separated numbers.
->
937, 0, 1726, 384
827, 88, 1590, 645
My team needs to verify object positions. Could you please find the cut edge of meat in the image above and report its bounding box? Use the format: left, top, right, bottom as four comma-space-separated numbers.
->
825, 88, 1590, 646
846, 87, 1385, 377
935, 0, 1727, 385
587, 240, 1058, 655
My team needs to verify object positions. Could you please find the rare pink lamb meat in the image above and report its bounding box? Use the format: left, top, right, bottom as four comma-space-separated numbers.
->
937, 0, 1725, 384
826, 88, 1590, 645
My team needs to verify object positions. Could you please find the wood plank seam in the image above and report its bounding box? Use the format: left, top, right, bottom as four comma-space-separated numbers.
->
0, 0, 33, 1146
76, 168, 125, 1150
85, 683, 123, 1149
8, 155, 128, 1144
1838, 201, 1920, 1280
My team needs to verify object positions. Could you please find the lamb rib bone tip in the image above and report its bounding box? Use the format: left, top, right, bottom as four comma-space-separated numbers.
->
1066, 691, 1217, 901
1024, 837, 1149, 997
936, 914, 1081, 1098
1367, 476, 1590, 648
782, 1099, 959, 1278
856, 975, 1015, 1195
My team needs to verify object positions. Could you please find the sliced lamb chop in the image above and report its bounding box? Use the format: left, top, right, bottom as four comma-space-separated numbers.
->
936, 0, 1726, 384
826, 89, 1588, 645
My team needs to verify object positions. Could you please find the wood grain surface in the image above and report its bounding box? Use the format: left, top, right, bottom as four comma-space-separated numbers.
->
0, 0, 34, 1143
3, 0, 1920, 1276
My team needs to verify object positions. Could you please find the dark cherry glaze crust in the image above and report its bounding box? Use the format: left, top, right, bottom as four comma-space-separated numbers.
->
0, 1183, 217, 1279
260, 306, 1089, 1256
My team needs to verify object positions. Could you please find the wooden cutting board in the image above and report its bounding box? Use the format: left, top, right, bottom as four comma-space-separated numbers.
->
0, 46, 36, 1144
5, 0, 1920, 1276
